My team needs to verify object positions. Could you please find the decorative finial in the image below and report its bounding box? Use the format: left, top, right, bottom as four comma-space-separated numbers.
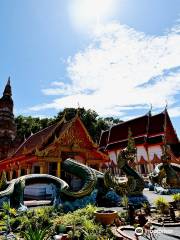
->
148, 103, 152, 116
165, 100, 168, 111
63, 109, 67, 122
7, 76, 10, 85
3, 77, 12, 96
76, 102, 80, 117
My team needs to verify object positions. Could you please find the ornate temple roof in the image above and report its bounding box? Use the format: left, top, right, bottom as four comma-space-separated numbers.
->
99, 110, 179, 151
108, 114, 149, 143
13, 114, 102, 158
14, 122, 59, 156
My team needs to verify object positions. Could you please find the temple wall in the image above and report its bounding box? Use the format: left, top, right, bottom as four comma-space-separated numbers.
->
137, 146, 148, 162
24, 183, 53, 200
148, 145, 162, 161
109, 151, 117, 163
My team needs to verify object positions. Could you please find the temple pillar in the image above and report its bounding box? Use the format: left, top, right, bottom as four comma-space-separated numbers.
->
146, 164, 150, 174
9, 170, 13, 180
57, 160, 61, 178
149, 163, 153, 173
17, 168, 21, 177
27, 167, 31, 175
40, 164, 44, 174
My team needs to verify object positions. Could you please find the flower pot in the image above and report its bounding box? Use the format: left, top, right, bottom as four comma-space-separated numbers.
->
54, 234, 69, 240
95, 210, 117, 225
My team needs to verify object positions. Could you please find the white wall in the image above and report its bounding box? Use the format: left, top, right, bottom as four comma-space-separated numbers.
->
148, 145, 162, 161
109, 151, 117, 164
136, 146, 148, 162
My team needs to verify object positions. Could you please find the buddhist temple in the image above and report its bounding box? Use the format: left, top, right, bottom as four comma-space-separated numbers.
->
0, 79, 109, 180
99, 110, 180, 175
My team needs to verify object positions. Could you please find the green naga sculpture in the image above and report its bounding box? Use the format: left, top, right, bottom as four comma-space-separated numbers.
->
149, 144, 180, 189
0, 130, 145, 208
104, 128, 145, 195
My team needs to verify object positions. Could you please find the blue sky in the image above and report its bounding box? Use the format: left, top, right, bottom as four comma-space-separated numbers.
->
0, 0, 180, 137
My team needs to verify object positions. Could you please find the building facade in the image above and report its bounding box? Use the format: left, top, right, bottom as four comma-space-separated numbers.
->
99, 111, 180, 175
0, 79, 109, 180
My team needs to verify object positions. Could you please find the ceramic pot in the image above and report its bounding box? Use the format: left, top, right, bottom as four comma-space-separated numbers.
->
95, 210, 118, 225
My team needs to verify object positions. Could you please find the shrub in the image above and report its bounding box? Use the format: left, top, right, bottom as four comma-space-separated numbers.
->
22, 225, 50, 240
154, 197, 169, 214
54, 204, 97, 226
53, 205, 114, 239
172, 193, 180, 202
121, 195, 128, 209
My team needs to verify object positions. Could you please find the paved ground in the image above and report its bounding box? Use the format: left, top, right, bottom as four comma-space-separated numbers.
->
105, 189, 180, 239
143, 188, 173, 205
24, 200, 51, 207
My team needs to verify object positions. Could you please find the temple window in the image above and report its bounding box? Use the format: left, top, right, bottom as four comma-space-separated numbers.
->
48, 162, 57, 176
34, 166, 40, 174
12, 170, 16, 179
21, 169, 26, 176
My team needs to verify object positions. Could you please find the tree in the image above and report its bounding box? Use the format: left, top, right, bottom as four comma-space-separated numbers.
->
15, 108, 122, 143
54, 108, 104, 142
15, 115, 53, 142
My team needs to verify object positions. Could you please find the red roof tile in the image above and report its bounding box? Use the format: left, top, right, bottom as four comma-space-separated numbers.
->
14, 123, 58, 156
99, 110, 179, 150
108, 114, 149, 143
148, 112, 164, 136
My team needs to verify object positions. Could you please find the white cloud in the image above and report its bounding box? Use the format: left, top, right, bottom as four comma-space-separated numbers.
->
168, 107, 180, 117
30, 21, 180, 117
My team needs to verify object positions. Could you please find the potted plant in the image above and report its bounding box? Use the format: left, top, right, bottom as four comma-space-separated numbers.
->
94, 209, 117, 225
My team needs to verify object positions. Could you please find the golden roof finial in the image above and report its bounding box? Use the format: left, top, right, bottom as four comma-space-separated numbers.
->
76, 102, 80, 117
63, 109, 67, 122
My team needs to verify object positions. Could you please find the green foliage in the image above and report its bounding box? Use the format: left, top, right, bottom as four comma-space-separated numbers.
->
2, 202, 11, 212
13, 206, 56, 232
0, 171, 7, 191
154, 197, 170, 214
15, 115, 54, 142
172, 193, 180, 202
54, 204, 97, 226
22, 226, 50, 240
0, 205, 116, 239
10, 217, 22, 231
15, 107, 122, 143
121, 195, 129, 209
53, 204, 115, 239
1, 202, 16, 234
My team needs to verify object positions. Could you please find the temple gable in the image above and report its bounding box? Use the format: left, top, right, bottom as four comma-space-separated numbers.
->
57, 118, 95, 148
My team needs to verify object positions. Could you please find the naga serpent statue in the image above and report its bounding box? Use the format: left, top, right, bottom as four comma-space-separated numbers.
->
0, 153, 144, 208
0, 159, 98, 208
149, 145, 180, 189
104, 147, 145, 196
